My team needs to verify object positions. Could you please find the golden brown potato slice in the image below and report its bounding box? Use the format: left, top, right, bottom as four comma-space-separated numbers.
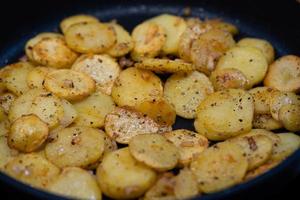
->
71, 54, 121, 95
8, 114, 48, 152
48, 167, 102, 200
0, 93, 16, 114
131, 22, 166, 60
73, 91, 115, 128
105, 107, 171, 144
253, 114, 282, 130
60, 14, 99, 34
129, 134, 179, 171
217, 46, 268, 88
44, 69, 96, 101
2, 62, 34, 96
164, 71, 214, 119
190, 29, 235, 74
111, 67, 163, 107
164, 129, 208, 166
210, 68, 249, 91
106, 23, 134, 57
96, 148, 157, 199
264, 55, 300, 92
194, 89, 254, 141
248, 87, 275, 114
244, 160, 280, 181
27, 67, 55, 89
279, 104, 300, 132
205, 19, 238, 35
190, 142, 248, 193
174, 168, 199, 199
65, 22, 116, 53
45, 126, 105, 168
0, 136, 18, 169
3, 153, 60, 189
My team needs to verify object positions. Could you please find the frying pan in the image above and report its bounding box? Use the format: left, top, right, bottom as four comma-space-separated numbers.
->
0, 0, 299, 199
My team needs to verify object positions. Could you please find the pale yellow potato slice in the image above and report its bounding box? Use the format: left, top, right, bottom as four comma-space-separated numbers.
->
248, 86, 276, 114
106, 23, 134, 57
129, 134, 179, 171
279, 104, 300, 132
164, 129, 208, 166
194, 89, 254, 141
44, 69, 96, 101
164, 71, 214, 119
111, 67, 163, 107
65, 22, 116, 53
2, 62, 34, 96
0, 136, 18, 169
27, 67, 55, 89
0, 92, 16, 114
71, 54, 120, 95
205, 19, 238, 35
60, 14, 99, 34
8, 114, 48, 152
58, 99, 77, 128
244, 160, 280, 181
217, 46, 268, 88
72, 91, 115, 128
45, 126, 105, 168
101, 130, 118, 155
264, 55, 300, 92
105, 107, 171, 144
96, 148, 157, 199
253, 114, 282, 130
174, 168, 199, 199
48, 167, 102, 200
190, 142, 248, 193
3, 153, 60, 189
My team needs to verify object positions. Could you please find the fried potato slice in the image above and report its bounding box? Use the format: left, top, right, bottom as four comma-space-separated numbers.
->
111, 67, 163, 107
0, 92, 16, 114
217, 46, 268, 88
135, 58, 196, 73
65, 22, 116, 53
164, 71, 214, 119
210, 68, 248, 91
129, 134, 179, 171
105, 107, 171, 144
27, 67, 55, 89
248, 86, 275, 114
48, 167, 102, 200
279, 104, 300, 132
244, 160, 280, 181
96, 148, 157, 199
2, 62, 34, 96
73, 91, 115, 128
264, 55, 300, 92
0, 136, 18, 169
194, 89, 254, 141
45, 126, 105, 168
131, 22, 166, 60
60, 14, 99, 34
253, 114, 282, 130
8, 114, 49, 152
174, 168, 199, 199
205, 19, 238, 35
58, 99, 77, 128
44, 69, 96, 101
0, 118, 10, 137
190, 142, 248, 193
102, 130, 118, 155
106, 23, 134, 57
71, 54, 120, 95
164, 129, 208, 166
3, 153, 60, 189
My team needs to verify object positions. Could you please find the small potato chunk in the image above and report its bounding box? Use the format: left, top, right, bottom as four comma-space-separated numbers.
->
217, 46, 268, 88
194, 89, 254, 141
45, 126, 105, 168
134, 98, 176, 126
279, 104, 300, 132
164, 71, 214, 119
65, 22, 116, 53
190, 142, 248, 193
131, 22, 166, 60
147, 14, 187, 55
73, 91, 115, 128
106, 23, 134, 57
96, 148, 157, 199
71, 54, 120, 95
237, 38, 275, 64
253, 114, 282, 130
0, 93, 16, 114
44, 69, 96, 101
8, 115, 48, 152
48, 167, 102, 200
190, 29, 235, 74
129, 134, 179, 171
248, 86, 275, 114
3, 154, 60, 189
60, 14, 99, 34
111, 67, 163, 107
3, 62, 34, 96
32, 37, 78, 68
27, 67, 55, 89
264, 55, 300, 92
174, 168, 199, 199
135, 58, 196, 73
0, 136, 18, 169
205, 19, 238, 35
105, 107, 171, 144
164, 129, 208, 166
210, 68, 248, 91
